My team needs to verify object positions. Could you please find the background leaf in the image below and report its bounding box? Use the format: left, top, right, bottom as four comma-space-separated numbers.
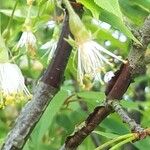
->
77, 0, 100, 19
24, 89, 69, 150
94, 0, 123, 21
119, 0, 149, 25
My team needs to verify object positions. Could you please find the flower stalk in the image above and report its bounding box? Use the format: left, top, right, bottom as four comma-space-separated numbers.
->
0, 33, 9, 62
16, 0, 36, 55
2, 0, 19, 41
95, 133, 134, 150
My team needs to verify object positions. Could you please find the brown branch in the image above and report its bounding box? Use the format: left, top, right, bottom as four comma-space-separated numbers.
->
61, 15, 150, 150
1, 11, 72, 150
60, 106, 112, 150
106, 62, 132, 100
80, 101, 101, 147
41, 13, 72, 88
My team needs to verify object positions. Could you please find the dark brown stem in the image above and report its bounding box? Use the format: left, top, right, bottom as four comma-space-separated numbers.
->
2, 11, 72, 150
79, 100, 101, 147
64, 106, 112, 150
105, 62, 132, 100
41, 12, 72, 88
61, 15, 150, 150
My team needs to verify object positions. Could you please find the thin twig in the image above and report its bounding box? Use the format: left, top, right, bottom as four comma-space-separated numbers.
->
110, 100, 143, 132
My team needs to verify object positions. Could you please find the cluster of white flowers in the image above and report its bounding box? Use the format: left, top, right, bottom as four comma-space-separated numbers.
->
0, 0, 41, 108
0, 0, 127, 108
0, 63, 31, 108
1, 2, 58, 108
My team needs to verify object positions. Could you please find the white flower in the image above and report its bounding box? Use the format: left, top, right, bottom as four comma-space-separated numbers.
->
63, 0, 125, 86
40, 39, 58, 62
0, 63, 30, 96
17, 31, 36, 49
77, 40, 125, 85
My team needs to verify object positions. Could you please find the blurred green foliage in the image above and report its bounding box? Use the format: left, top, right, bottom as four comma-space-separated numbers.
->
0, 0, 150, 150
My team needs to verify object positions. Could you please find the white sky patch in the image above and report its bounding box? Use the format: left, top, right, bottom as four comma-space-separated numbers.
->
92, 19, 111, 30
112, 30, 127, 42
104, 71, 115, 83
119, 33, 127, 42
105, 41, 111, 46
112, 30, 120, 39
46, 20, 56, 29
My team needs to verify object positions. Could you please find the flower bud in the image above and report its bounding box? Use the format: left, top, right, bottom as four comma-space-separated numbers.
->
63, 0, 90, 43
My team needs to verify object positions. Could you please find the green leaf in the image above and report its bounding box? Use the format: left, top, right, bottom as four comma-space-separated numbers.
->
119, 0, 149, 25
121, 100, 140, 111
93, 130, 120, 139
101, 114, 129, 134
56, 114, 73, 133
100, 9, 141, 44
133, 0, 150, 12
0, 34, 9, 62
81, 136, 95, 150
79, 0, 140, 44
94, 0, 123, 21
134, 137, 150, 150
77, 0, 100, 19
76, 91, 105, 110
0, 7, 37, 21
25, 89, 69, 150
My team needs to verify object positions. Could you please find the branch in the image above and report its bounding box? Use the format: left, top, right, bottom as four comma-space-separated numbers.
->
61, 15, 150, 150
110, 100, 143, 133
128, 15, 150, 76
60, 106, 112, 150
123, 73, 147, 150
2, 11, 72, 150
79, 101, 101, 147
